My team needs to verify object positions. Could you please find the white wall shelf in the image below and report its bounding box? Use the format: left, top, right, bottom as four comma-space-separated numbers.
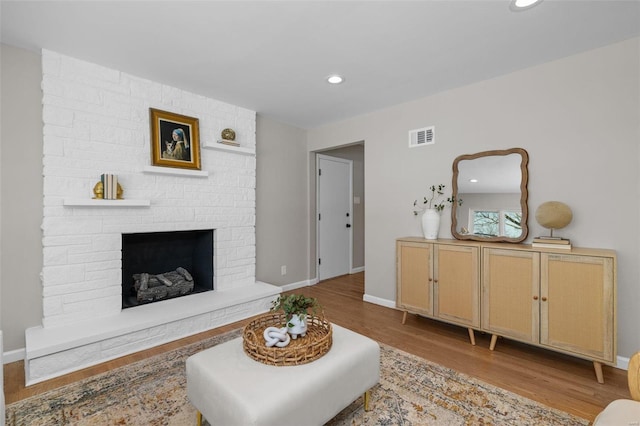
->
142, 166, 209, 177
63, 199, 151, 207
203, 140, 256, 156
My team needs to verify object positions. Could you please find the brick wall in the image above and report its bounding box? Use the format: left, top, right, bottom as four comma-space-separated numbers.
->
41, 50, 257, 328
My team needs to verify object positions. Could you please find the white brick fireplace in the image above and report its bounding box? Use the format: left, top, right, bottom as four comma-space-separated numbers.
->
24, 50, 280, 384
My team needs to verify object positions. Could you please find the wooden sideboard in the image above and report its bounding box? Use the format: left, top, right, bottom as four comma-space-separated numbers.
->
396, 237, 617, 383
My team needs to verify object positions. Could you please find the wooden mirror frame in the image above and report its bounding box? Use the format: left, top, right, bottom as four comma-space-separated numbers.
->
451, 148, 529, 243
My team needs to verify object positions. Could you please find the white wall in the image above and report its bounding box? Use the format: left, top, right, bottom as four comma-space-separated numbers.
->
39, 50, 257, 327
255, 116, 310, 285
308, 38, 640, 359
0, 44, 43, 352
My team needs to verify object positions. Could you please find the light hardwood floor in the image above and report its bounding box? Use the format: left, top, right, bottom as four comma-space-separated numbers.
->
4, 272, 630, 421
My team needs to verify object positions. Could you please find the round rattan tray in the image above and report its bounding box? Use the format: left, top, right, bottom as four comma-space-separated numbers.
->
243, 313, 332, 366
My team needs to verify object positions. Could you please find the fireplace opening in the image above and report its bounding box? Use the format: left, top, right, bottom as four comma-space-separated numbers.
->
121, 229, 214, 309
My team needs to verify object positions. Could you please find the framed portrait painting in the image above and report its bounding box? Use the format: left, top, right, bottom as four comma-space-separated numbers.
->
150, 108, 201, 170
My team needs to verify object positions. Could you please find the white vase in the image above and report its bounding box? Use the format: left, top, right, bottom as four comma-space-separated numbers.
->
287, 314, 308, 339
421, 209, 440, 240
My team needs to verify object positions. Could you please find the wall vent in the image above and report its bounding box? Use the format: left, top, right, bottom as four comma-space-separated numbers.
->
408, 126, 435, 148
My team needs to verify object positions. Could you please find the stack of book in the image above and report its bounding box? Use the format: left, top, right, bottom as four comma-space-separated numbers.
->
217, 139, 240, 147
101, 173, 118, 200
532, 237, 572, 250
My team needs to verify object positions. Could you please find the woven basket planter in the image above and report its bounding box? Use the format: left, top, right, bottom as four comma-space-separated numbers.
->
242, 312, 332, 366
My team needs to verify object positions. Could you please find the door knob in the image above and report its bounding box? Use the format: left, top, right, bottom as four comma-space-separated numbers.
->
346, 224, 351, 228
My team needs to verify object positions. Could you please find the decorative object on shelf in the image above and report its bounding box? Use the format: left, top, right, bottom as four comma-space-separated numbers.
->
99, 174, 119, 200
531, 237, 572, 250
218, 128, 240, 147
413, 184, 461, 240
92, 181, 104, 199
421, 209, 441, 240
535, 201, 573, 234
270, 293, 320, 339
221, 128, 236, 141
149, 108, 201, 170
263, 326, 290, 348
243, 312, 332, 366
92, 180, 124, 200
533, 201, 572, 249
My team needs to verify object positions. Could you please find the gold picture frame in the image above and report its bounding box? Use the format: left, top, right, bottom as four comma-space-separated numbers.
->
150, 108, 201, 170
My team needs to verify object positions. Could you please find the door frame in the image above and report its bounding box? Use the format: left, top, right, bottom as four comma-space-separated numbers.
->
315, 153, 353, 281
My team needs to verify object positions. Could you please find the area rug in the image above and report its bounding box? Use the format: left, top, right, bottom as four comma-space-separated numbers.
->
5, 328, 589, 426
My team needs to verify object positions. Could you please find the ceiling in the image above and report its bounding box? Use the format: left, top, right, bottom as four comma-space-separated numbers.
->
1, 1, 639, 129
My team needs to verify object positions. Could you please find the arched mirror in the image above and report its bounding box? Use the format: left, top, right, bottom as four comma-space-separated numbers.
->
451, 148, 529, 242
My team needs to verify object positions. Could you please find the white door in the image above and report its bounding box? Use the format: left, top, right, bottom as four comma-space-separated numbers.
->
317, 154, 352, 281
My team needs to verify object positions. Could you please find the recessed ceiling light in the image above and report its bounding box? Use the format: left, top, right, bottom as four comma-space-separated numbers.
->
469, 179, 478, 183
510, 0, 542, 11
327, 75, 344, 84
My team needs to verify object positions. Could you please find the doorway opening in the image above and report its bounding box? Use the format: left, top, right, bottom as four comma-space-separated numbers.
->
314, 143, 364, 281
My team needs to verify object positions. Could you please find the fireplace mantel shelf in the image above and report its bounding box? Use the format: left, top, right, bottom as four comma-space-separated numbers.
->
63, 198, 151, 207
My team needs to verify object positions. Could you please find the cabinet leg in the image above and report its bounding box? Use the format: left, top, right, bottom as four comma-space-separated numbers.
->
489, 334, 498, 351
402, 311, 408, 324
364, 390, 372, 411
467, 328, 476, 345
593, 361, 605, 384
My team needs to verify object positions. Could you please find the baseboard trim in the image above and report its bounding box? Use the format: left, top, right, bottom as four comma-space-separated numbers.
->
3, 347, 25, 364
616, 355, 630, 371
281, 279, 315, 292
350, 266, 365, 274
362, 293, 396, 309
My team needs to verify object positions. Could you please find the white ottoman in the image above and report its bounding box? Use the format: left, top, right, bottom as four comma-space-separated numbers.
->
186, 324, 380, 426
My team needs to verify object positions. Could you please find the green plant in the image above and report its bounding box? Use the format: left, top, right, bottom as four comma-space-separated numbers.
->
270, 294, 320, 326
413, 184, 461, 215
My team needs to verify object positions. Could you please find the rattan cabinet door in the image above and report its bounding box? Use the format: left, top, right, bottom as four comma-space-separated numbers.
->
482, 248, 540, 344
396, 240, 433, 316
434, 244, 480, 328
540, 253, 615, 363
